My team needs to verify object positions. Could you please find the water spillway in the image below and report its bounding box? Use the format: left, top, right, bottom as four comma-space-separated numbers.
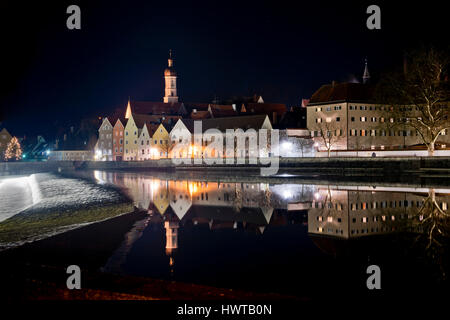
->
0, 173, 133, 250
0, 175, 42, 223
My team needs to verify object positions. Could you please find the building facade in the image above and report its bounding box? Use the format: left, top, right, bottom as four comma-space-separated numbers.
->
96, 118, 113, 160
48, 150, 94, 161
124, 114, 140, 161
152, 123, 170, 159
307, 82, 450, 153
137, 123, 153, 161
112, 118, 125, 161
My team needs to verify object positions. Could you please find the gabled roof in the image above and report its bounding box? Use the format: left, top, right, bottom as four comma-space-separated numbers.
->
190, 110, 211, 120
99, 117, 113, 129
142, 123, 159, 137
208, 104, 238, 117
112, 117, 126, 128
245, 103, 287, 116
131, 113, 181, 130
309, 82, 375, 105
183, 102, 210, 115
132, 113, 158, 129
180, 114, 270, 132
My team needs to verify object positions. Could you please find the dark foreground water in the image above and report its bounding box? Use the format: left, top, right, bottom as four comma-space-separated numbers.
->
1, 170, 449, 300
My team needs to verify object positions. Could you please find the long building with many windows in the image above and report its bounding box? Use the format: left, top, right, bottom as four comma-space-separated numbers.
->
307, 81, 450, 153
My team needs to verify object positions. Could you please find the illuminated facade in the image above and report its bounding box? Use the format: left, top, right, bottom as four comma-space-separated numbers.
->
163, 50, 178, 103
124, 114, 139, 161
152, 123, 170, 159
308, 187, 450, 238
307, 81, 450, 154
96, 118, 113, 160
112, 118, 125, 161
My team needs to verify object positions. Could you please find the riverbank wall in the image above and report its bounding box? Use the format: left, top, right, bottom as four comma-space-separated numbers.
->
1, 157, 449, 179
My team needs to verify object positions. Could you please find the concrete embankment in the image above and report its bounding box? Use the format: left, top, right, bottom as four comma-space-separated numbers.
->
1, 157, 449, 180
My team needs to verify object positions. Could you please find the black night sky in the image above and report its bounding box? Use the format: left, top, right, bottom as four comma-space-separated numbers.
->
0, 0, 448, 137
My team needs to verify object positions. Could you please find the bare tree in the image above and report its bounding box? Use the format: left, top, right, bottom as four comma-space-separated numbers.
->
298, 138, 314, 157
159, 139, 172, 158
316, 121, 345, 157
376, 48, 450, 155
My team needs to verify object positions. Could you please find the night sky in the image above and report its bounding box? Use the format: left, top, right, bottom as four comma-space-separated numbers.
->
0, 0, 448, 137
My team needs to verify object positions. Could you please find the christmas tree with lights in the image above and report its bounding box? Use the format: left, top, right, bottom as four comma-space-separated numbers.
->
4, 137, 22, 161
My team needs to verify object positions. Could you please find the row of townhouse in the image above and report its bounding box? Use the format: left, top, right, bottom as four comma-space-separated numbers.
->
96, 113, 176, 161
96, 97, 314, 161
96, 113, 277, 161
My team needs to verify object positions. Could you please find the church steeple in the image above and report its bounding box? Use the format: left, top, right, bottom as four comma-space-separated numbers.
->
164, 49, 178, 103
125, 97, 132, 119
362, 58, 370, 84
168, 49, 173, 67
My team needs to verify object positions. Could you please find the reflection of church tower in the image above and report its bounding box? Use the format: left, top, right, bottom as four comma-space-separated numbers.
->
163, 49, 178, 103
164, 215, 179, 274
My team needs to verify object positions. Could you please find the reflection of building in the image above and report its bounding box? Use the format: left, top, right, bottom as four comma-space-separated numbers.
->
308, 187, 450, 238
164, 220, 179, 256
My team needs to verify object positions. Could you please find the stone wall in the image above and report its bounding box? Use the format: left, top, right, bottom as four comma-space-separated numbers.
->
1, 157, 449, 177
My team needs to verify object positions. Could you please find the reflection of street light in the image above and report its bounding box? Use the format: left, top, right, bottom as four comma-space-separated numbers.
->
46, 149, 51, 156
314, 192, 320, 200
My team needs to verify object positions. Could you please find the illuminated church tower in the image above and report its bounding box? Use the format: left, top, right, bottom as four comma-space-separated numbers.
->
163, 49, 178, 103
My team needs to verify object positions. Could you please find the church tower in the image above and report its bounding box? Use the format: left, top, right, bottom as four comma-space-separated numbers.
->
362, 58, 370, 84
163, 50, 178, 103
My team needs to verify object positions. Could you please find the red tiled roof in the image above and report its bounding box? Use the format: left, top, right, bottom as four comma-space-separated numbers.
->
190, 110, 211, 119
183, 102, 210, 114
209, 104, 238, 117
309, 82, 375, 105
181, 114, 269, 132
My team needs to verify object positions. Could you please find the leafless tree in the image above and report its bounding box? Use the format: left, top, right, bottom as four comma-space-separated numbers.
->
316, 121, 344, 157
376, 47, 450, 155
298, 138, 314, 157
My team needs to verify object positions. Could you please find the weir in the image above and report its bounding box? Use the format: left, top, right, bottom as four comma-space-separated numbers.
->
0, 175, 39, 223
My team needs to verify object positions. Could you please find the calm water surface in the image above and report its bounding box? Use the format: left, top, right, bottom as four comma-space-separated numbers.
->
78, 170, 450, 298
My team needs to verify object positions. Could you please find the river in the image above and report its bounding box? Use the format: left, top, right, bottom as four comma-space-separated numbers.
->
0, 170, 449, 300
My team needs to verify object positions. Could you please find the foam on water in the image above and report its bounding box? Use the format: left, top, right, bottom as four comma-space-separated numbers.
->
0, 176, 35, 222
